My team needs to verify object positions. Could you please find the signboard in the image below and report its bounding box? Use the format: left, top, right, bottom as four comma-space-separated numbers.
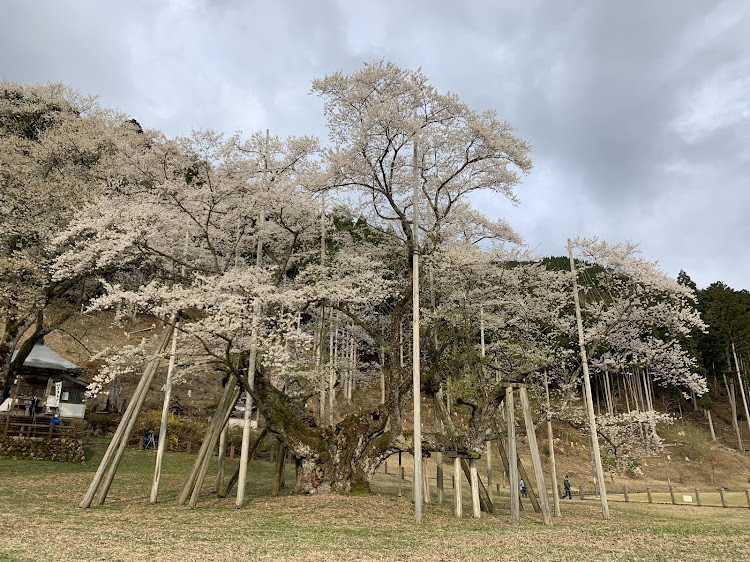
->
54, 381, 63, 406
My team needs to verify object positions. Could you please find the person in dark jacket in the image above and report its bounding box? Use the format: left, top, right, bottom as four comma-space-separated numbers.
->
563, 475, 572, 499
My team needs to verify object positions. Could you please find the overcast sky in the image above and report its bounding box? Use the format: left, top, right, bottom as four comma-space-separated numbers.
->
2, 0, 749, 289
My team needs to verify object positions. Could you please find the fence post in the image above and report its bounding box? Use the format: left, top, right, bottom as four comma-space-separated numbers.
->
745, 489, 750, 510
384, 461, 388, 475
695, 487, 702, 506
669, 486, 676, 505
623, 485, 629, 502
646, 487, 653, 503
720, 488, 727, 508
579, 486, 584, 500
3, 416, 9, 436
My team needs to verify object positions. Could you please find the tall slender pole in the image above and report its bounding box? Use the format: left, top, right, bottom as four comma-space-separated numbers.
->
318, 194, 327, 425
506, 387, 520, 525
544, 371, 561, 517
480, 307, 492, 502
411, 114, 423, 523
520, 386, 553, 525
151, 320, 180, 503
568, 240, 609, 519
237, 131, 269, 507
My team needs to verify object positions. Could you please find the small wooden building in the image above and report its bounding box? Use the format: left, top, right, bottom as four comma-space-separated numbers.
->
0, 344, 87, 419
168, 398, 185, 416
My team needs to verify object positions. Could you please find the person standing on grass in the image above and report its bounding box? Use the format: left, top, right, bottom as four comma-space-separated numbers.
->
520, 478, 527, 497
563, 475, 572, 499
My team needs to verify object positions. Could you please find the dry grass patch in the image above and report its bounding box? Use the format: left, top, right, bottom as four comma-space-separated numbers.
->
1, 447, 750, 561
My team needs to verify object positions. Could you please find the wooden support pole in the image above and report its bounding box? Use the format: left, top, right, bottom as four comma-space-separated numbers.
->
745, 489, 750, 510
646, 487, 652, 503
399, 466, 404, 497
695, 487, 702, 506
272, 441, 286, 496
569, 240, 609, 520
486, 438, 493, 503
411, 123, 423, 524
470, 458, 481, 518
544, 372, 561, 517
151, 319, 179, 504
237, 356, 259, 506
436, 451, 444, 505
579, 486, 584, 500
520, 387, 553, 525
720, 488, 728, 508
495, 437, 536, 512
453, 457, 462, 518
187, 384, 240, 509
220, 428, 268, 498
81, 319, 175, 508
97, 321, 176, 506
507, 387, 520, 526
422, 457, 430, 504
623, 485, 629, 502
669, 486, 676, 505
215, 425, 228, 493
178, 377, 237, 505
433, 392, 495, 513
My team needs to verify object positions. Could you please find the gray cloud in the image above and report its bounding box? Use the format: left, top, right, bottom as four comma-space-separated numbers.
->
2, 0, 748, 288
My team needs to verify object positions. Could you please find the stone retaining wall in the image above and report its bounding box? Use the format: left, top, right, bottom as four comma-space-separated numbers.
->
0, 436, 85, 463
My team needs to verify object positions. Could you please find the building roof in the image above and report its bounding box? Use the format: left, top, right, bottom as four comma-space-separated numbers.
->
12, 344, 80, 372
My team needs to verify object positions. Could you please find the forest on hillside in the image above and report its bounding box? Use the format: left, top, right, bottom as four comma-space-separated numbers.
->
2, 62, 750, 498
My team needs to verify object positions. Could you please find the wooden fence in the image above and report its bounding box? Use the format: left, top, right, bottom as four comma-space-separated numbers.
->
2, 419, 78, 439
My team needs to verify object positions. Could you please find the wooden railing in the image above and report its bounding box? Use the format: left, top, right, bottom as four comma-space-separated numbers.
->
2, 419, 78, 439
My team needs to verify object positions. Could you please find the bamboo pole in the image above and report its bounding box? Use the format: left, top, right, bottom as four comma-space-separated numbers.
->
150, 319, 180, 503
568, 240, 609, 520
507, 387, 520, 525
81, 319, 175, 508
544, 371, 561, 517
520, 387, 553, 525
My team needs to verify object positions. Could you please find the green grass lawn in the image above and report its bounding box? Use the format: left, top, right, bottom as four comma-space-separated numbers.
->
1, 444, 750, 561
